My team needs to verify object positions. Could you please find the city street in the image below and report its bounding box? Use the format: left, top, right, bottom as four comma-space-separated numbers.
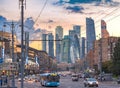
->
14, 76, 120, 88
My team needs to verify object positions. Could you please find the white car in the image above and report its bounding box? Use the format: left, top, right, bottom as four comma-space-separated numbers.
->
84, 78, 98, 87
71, 74, 79, 81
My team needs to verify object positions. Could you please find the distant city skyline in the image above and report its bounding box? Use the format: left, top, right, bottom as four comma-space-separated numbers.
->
0, 0, 120, 37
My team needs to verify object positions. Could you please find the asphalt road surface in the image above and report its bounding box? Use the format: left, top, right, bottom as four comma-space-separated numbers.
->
14, 76, 120, 88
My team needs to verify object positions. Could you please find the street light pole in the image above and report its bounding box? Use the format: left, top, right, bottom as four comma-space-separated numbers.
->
100, 38, 102, 81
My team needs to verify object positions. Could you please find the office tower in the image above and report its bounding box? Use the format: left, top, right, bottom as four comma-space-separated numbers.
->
101, 20, 109, 38
86, 17, 96, 52
61, 35, 71, 63
48, 33, 54, 58
69, 25, 81, 62
80, 37, 85, 59
42, 34, 47, 52
73, 25, 81, 37
55, 26, 63, 63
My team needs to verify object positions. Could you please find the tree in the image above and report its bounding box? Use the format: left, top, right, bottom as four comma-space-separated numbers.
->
102, 60, 112, 73
112, 38, 120, 76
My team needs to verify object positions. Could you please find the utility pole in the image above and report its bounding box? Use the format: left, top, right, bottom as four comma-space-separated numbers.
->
19, 0, 26, 88
11, 21, 15, 87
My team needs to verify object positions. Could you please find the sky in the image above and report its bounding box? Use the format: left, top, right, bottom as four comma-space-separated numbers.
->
0, 0, 120, 38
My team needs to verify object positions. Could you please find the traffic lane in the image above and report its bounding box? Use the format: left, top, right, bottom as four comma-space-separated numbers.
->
15, 77, 120, 88
98, 81, 120, 88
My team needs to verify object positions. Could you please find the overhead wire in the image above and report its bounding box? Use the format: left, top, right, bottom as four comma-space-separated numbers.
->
34, 0, 49, 26
81, 5, 120, 36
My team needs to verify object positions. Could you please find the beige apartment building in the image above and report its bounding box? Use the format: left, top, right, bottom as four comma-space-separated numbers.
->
93, 37, 119, 70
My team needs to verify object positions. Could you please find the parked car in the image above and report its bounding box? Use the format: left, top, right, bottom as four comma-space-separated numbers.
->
84, 78, 98, 87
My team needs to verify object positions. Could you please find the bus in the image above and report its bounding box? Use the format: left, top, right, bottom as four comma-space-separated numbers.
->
40, 73, 60, 87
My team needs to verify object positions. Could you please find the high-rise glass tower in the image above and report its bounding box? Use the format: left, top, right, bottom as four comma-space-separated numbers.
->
80, 37, 85, 59
86, 17, 96, 52
55, 26, 63, 63
69, 25, 81, 63
73, 25, 81, 37
48, 33, 54, 58
61, 35, 71, 63
42, 34, 47, 52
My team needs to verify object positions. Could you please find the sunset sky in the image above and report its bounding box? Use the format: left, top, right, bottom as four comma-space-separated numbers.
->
0, 0, 120, 37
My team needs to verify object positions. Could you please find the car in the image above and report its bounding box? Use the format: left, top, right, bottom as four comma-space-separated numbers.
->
84, 78, 98, 87
71, 74, 79, 81
117, 77, 120, 84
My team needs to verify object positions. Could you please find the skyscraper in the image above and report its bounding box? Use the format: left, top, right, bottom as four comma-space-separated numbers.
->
42, 34, 47, 52
86, 17, 96, 52
80, 37, 85, 59
73, 25, 81, 37
55, 26, 63, 63
101, 20, 109, 38
69, 25, 81, 62
61, 35, 71, 63
48, 33, 54, 58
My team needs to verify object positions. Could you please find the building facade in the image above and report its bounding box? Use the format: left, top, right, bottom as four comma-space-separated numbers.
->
93, 37, 119, 70
80, 37, 86, 59
86, 17, 96, 52
61, 36, 71, 63
55, 26, 63, 63
48, 33, 54, 58
42, 34, 47, 52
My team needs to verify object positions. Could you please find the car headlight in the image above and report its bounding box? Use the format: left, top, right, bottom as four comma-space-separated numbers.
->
96, 81, 99, 84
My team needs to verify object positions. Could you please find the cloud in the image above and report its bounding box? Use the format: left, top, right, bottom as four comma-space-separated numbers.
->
65, 6, 84, 13
60, 0, 112, 4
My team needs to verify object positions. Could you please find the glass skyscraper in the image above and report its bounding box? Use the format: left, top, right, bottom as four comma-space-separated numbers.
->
48, 33, 54, 58
42, 34, 47, 52
61, 35, 71, 63
86, 17, 96, 52
69, 25, 81, 63
80, 37, 85, 59
55, 26, 63, 63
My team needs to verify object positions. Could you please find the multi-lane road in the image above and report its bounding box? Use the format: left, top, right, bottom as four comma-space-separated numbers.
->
14, 75, 120, 88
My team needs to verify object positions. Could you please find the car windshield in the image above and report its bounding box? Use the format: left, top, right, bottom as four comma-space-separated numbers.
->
87, 78, 96, 81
